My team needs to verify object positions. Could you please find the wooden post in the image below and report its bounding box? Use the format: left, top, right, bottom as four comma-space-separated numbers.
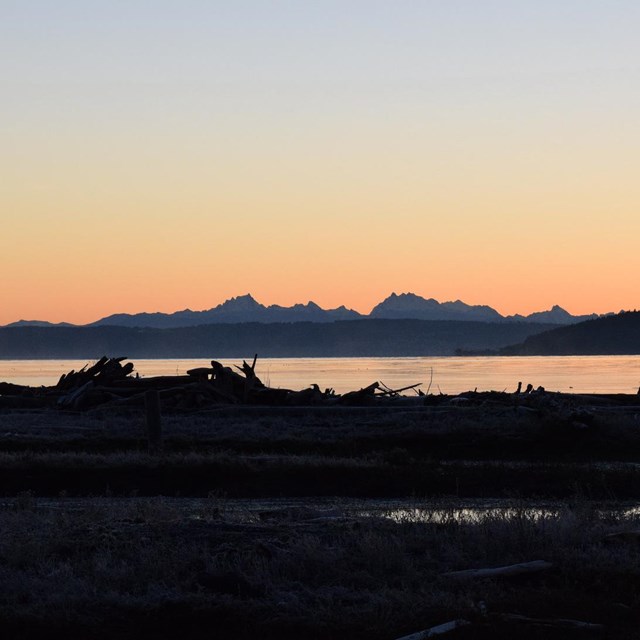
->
145, 389, 162, 453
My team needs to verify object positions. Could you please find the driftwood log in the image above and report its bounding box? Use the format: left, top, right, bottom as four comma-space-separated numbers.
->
442, 560, 553, 580
602, 529, 640, 544
396, 609, 603, 639
395, 619, 471, 639
497, 613, 604, 631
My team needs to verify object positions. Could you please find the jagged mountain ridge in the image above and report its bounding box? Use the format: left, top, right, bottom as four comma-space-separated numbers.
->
6, 293, 606, 329
89, 295, 362, 329
372, 294, 601, 324
370, 293, 504, 322
506, 304, 600, 325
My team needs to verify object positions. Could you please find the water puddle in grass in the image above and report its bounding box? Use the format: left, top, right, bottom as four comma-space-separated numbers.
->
6, 496, 640, 525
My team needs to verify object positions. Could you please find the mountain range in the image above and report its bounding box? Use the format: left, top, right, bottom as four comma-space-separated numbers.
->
5, 292, 604, 329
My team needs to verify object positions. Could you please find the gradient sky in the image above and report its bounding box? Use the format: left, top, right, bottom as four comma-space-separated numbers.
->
2, 1, 639, 324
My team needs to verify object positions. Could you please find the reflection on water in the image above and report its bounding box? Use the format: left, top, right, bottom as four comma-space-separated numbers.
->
27, 496, 640, 525
370, 502, 640, 524
382, 506, 562, 524
1, 355, 640, 394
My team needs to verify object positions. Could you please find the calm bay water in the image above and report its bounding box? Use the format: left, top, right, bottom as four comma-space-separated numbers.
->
1, 356, 640, 394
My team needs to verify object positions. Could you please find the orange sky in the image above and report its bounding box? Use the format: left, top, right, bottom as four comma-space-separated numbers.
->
2, 2, 639, 325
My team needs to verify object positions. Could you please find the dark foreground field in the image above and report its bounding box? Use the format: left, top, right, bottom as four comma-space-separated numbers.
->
3, 495, 640, 639
2, 396, 640, 499
2, 395, 640, 638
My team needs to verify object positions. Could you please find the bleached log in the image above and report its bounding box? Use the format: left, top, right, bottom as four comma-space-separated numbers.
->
499, 613, 604, 631
377, 383, 422, 396
602, 530, 640, 544
443, 560, 553, 580
258, 506, 343, 522
395, 619, 470, 639
57, 381, 94, 409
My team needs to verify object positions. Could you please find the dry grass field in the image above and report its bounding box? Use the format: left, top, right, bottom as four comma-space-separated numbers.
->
1, 399, 640, 637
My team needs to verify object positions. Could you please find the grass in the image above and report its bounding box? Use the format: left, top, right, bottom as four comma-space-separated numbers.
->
3, 403, 640, 460
1, 497, 639, 638
1, 405, 640, 498
1, 450, 640, 498
2, 403, 640, 636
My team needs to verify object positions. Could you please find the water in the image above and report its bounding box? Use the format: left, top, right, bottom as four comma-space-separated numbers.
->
14, 496, 640, 525
1, 355, 640, 394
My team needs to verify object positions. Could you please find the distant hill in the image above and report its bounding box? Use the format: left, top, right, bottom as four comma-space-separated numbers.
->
4, 320, 76, 328
501, 311, 640, 355
0, 319, 557, 359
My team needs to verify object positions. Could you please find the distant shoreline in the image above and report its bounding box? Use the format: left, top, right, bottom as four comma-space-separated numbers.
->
0, 319, 557, 359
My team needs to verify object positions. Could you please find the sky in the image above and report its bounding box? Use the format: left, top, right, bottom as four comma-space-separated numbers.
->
2, 1, 639, 324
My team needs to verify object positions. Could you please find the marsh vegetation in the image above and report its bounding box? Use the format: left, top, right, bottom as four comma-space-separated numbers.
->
2, 495, 640, 639
2, 396, 640, 637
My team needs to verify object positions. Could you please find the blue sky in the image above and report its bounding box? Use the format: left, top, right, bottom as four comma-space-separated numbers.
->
2, 1, 639, 322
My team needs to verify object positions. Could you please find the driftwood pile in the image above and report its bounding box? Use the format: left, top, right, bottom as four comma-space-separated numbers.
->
1, 357, 640, 415
0, 356, 422, 411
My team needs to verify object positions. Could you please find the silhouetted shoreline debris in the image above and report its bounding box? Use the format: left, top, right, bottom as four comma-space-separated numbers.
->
0, 355, 420, 411
1, 356, 640, 414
